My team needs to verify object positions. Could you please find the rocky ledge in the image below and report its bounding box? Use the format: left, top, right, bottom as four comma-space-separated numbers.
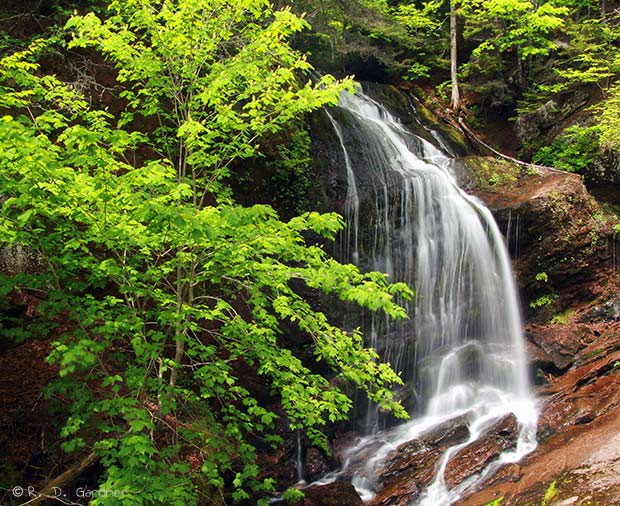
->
458, 156, 616, 314
456, 321, 620, 506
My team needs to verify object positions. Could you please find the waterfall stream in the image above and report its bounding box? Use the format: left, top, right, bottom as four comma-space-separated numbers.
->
319, 86, 538, 505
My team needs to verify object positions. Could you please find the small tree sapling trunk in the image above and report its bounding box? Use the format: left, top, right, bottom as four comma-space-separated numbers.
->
450, 0, 461, 112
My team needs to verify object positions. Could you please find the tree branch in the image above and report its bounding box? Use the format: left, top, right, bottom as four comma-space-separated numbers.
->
27, 452, 99, 506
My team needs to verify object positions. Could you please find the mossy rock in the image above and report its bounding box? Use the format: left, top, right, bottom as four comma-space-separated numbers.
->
459, 156, 522, 193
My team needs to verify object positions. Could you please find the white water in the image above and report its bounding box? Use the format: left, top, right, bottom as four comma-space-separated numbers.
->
295, 430, 306, 485
323, 87, 538, 505
325, 110, 360, 265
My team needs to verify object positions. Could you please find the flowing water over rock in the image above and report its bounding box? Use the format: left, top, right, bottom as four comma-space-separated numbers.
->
320, 87, 538, 505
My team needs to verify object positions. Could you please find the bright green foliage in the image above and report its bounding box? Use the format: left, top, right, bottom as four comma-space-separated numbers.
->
463, 0, 568, 59
537, 17, 620, 96
515, 11, 620, 114
461, 0, 568, 88
484, 498, 504, 506
395, 0, 445, 79
535, 272, 549, 283
395, 1, 442, 37
66, 0, 352, 196
530, 271, 557, 309
541, 480, 558, 505
404, 62, 432, 80
596, 82, 620, 149
550, 307, 575, 325
530, 294, 559, 309
533, 124, 601, 172
0, 2, 412, 504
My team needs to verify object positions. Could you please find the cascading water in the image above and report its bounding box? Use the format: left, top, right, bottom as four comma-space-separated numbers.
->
321, 86, 538, 505
326, 109, 360, 266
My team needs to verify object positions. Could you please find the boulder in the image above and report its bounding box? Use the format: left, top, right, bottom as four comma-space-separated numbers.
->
459, 156, 615, 314
514, 91, 590, 144
304, 447, 331, 483
444, 415, 519, 489
292, 481, 364, 506
369, 416, 470, 506
368, 414, 520, 506
527, 325, 585, 371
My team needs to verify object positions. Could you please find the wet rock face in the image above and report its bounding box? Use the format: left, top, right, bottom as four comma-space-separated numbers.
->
460, 156, 615, 315
456, 322, 620, 506
369, 417, 469, 506
579, 295, 620, 323
527, 324, 585, 372
537, 329, 620, 436
309, 83, 470, 219
585, 148, 620, 186
444, 415, 518, 489
282, 481, 364, 506
514, 91, 590, 144
365, 415, 520, 506
358, 83, 470, 157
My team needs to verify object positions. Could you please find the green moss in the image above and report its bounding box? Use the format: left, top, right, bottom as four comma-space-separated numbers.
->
464, 156, 521, 192
408, 96, 469, 154
551, 308, 575, 325
576, 347, 605, 365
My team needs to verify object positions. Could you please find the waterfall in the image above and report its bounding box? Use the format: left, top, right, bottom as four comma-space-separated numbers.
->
325, 110, 360, 266
296, 430, 305, 485
323, 86, 538, 505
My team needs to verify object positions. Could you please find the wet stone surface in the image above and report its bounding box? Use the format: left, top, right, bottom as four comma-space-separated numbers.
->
283, 481, 364, 506
369, 417, 470, 506
455, 322, 620, 506
444, 415, 518, 489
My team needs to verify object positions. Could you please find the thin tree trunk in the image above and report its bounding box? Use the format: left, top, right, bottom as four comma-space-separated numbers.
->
450, 0, 461, 111
169, 262, 189, 393
169, 334, 185, 390
169, 141, 191, 395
